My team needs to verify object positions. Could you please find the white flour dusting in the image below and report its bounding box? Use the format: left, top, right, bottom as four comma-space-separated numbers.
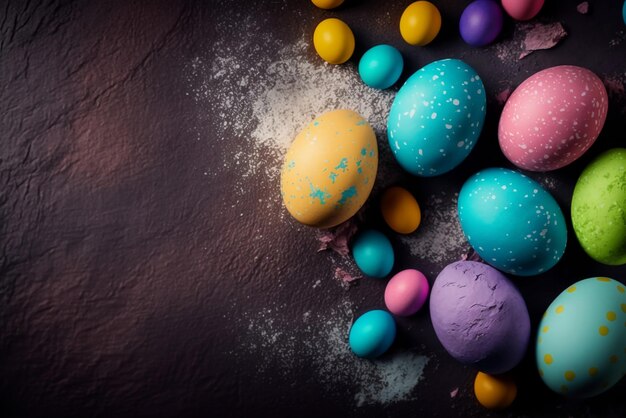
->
235, 299, 430, 407
400, 192, 470, 275
187, 16, 396, 193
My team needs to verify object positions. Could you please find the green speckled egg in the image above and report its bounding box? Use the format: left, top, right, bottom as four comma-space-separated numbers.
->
571, 148, 626, 265
536, 277, 626, 398
280, 110, 378, 229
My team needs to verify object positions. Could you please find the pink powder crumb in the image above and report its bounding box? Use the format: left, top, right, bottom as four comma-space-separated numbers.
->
335, 267, 361, 283
603, 76, 625, 98
519, 23, 568, 59
450, 388, 459, 398
496, 88, 512, 105
577, 2, 589, 14
317, 218, 359, 257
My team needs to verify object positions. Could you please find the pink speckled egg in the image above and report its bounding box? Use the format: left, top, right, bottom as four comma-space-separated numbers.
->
384, 269, 429, 316
499, 66, 608, 172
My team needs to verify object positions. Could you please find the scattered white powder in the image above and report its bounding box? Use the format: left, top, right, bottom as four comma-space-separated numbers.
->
235, 299, 430, 407
187, 15, 396, 194
400, 192, 470, 275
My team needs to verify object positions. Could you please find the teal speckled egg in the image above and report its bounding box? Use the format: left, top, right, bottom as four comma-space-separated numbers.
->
387, 58, 486, 176
536, 277, 626, 398
458, 168, 567, 276
349, 310, 396, 358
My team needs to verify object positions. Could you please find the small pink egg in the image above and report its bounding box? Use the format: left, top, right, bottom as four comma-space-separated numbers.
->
384, 269, 429, 316
501, 0, 544, 21
499, 65, 608, 172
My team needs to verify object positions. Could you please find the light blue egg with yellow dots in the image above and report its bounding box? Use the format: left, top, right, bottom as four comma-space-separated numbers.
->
458, 168, 567, 276
536, 277, 626, 398
387, 58, 486, 176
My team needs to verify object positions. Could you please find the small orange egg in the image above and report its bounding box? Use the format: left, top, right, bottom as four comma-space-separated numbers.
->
381, 186, 421, 234
474, 372, 517, 409
311, 0, 344, 9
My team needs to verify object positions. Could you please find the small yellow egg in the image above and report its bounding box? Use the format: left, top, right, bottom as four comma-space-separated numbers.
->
399, 1, 442, 46
311, 0, 344, 9
474, 372, 517, 409
313, 18, 355, 64
380, 186, 421, 234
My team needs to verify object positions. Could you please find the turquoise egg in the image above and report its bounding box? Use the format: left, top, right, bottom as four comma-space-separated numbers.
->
458, 168, 567, 276
623, 0, 626, 25
536, 277, 626, 398
358, 44, 404, 90
349, 310, 396, 358
387, 58, 486, 176
351, 229, 394, 278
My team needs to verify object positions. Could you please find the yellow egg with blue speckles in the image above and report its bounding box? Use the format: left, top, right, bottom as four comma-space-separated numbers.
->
280, 110, 378, 229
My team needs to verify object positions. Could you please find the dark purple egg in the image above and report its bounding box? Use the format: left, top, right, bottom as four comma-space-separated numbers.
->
429, 261, 530, 374
459, 0, 504, 46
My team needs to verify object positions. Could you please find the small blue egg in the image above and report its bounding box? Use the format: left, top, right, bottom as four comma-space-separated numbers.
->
358, 44, 404, 89
351, 230, 394, 278
458, 168, 567, 276
387, 58, 486, 177
349, 310, 396, 358
623, 0, 626, 25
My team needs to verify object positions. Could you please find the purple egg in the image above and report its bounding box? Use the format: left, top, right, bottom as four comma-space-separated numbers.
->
429, 261, 530, 374
459, 0, 504, 46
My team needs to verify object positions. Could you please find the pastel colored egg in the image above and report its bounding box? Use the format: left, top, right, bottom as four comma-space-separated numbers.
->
499, 65, 608, 172
430, 261, 530, 374
536, 277, 626, 398
399, 1, 442, 46
349, 310, 396, 358
380, 186, 421, 234
571, 148, 626, 265
474, 372, 517, 409
280, 110, 377, 228
460, 0, 504, 47
458, 168, 567, 276
384, 269, 429, 316
358, 44, 404, 90
387, 59, 486, 177
351, 230, 394, 278
501, 0, 544, 21
313, 18, 355, 64
311, 0, 344, 9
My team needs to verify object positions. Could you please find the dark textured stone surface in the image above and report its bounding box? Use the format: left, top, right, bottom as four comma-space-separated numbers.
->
0, 1, 625, 417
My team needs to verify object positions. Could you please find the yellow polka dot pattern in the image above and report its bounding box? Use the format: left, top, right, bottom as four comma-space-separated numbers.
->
536, 277, 626, 398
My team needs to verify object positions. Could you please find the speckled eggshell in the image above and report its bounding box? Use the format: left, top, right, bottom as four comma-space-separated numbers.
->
536, 277, 626, 398
387, 58, 486, 177
458, 168, 567, 276
499, 65, 608, 172
571, 148, 626, 265
430, 261, 530, 374
280, 110, 377, 228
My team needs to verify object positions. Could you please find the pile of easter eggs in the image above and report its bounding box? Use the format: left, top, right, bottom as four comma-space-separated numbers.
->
280, 0, 626, 409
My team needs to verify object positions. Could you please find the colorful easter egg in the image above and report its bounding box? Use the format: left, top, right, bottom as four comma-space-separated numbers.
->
474, 372, 517, 409
501, 0, 544, 21
399, 1, 442, 46
387, 59, 486, 176
384, 269, 429, 316
313, 18, 355, 64
380, 186, 421, 234
499, 65, 608, 172
351, 230, 394, 278
460, 0, 504, 47
358, 44, 404, 90
280, 110, 377, 228
349, 310, 396, 358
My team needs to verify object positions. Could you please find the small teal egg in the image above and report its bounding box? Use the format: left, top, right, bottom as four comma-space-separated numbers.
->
349, 310, 396, 358
536, 277, 626, 398
358, 44, 404, 90
351, 230, 394, 278
623, 0, 626, 25
387, 58, 486, 176
458, 168, 567, 276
